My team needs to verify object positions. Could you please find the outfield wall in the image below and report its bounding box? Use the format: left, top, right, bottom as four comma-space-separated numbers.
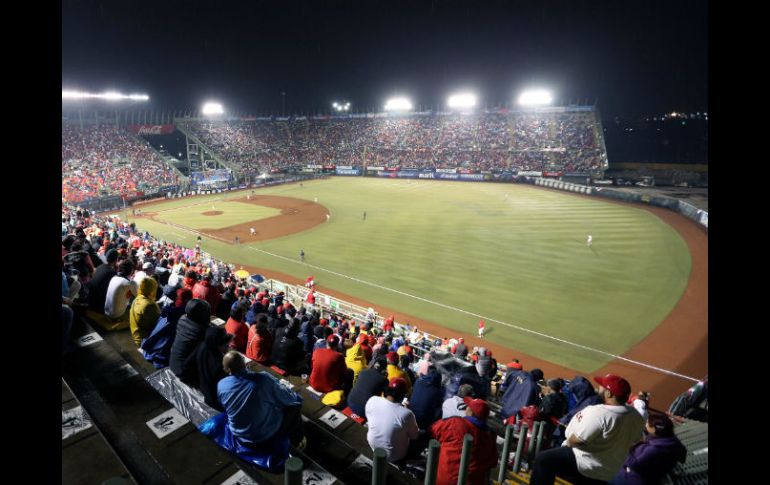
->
534, 177, 708, 229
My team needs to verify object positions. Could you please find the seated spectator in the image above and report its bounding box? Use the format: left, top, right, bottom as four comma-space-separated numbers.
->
442, 384, 475, 419
609, 413, 687, 485
451, 337, 469, 359
310, 335, 349, 393
628, 391, 651, 422
347, 357, 389, 418
408, 365, 445, 430
445, 365, 491, 402
129, 276, 161, 346
246, 318, 273, 364
386, 351, 413, 396
365, 377, 419, 463
224, 303, 249, 353
529, 374, 645, 485
217, 351, 305, 449
431, 397, 499, 485
104, 260, 139, 324
500, 366, 543, 422
160, 287, 193, 326
270, 318, 307, 375
193, 273, 222, 312
169, 299, 211, 386
537, 378, 569, 448
87, 248, 118, 312
195, 326, 233, 411
345, 338, 369, 384
555, 375, 604, 445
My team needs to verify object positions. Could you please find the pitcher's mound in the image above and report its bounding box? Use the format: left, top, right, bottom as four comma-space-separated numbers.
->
202, 210, 223, 216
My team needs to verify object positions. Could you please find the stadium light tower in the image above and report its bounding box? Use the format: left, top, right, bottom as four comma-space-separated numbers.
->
332, 101, 351, 112
517, 89, 554, 107
202, 101, 225, 116
447, 92, 478, 110
384, 97, 413, 112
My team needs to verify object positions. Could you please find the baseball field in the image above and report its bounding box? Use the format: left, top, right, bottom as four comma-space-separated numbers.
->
125, 177, 707, 404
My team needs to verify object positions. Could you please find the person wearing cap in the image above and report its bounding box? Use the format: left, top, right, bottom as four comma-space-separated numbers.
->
609, 413, 686, 485
129, 275, 161, 346
194, 326, 234, 411
345, 338, 369, 384
133, 261, 154, 286
537, 378, 569, 448
555, 376, 603, 446
529, 374, 645, 485
217, 350, 306, 450
169, 298, 212, 386
627, 391, 651, 422
385, 351, 413, 396
431, 397, 499, 485
365, 377, 420, 463
451, 337, 468, 359
500, 366, 543, 423
347, 357, 390, 418
310, 335, 351, 393
87, 248, 119, 312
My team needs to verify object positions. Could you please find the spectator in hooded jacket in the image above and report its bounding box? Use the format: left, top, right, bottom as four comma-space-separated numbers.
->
345, 338, 368, 384
129, 276, 161, 346
431, 397, 499, 485
169, 299, 211, 386
385, 351, 412, 396
609, 413, 687, 485
500, 366, 544, 423
409, 365, 445, 430
270, 318, 307, 375
195, 326, 233, 411
554, 375, 604, 446
537, 378, 569, 448
246, 315, 273, 364
347, 357, 389, 418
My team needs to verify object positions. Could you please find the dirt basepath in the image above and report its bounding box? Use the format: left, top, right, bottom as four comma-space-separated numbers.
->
140, 189, 707, 408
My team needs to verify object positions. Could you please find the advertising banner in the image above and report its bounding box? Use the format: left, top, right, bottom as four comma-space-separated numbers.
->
436, 168, 457, 174
517, 171, 543, 177
336, 165, 354, 170
127, 124, 176, 135
542, 171, 564, 177
335, 169, 361, 176
367, 166, 384, 171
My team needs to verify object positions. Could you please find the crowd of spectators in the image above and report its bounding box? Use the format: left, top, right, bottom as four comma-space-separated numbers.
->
62, 125, 180, 204
62, 201, 688, 484
183, 111, 605, 175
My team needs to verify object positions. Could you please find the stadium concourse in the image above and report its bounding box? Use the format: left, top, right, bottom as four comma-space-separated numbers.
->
62, 203, 707, 484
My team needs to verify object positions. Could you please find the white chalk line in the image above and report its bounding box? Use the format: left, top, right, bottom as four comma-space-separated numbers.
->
245, 245, 699, 383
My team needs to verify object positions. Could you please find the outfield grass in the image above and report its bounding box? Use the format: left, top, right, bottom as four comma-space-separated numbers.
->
128, 178, 691, 372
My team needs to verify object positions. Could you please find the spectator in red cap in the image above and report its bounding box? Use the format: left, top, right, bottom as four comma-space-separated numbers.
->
529, 374, 645, 485
451, 337, 468, 359
431, 397, 499, 485
365, 377, 419, 463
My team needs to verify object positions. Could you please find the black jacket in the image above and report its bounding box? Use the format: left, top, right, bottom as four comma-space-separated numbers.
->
169, 299, 211, 385
195, 328, 228, 411
347, 368, 388, 417
270, 329, 306, 375
87, 264, 116, 312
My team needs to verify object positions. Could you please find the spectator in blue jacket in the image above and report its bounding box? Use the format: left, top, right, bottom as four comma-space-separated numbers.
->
499, 366, 543, 422
218, 350, 305, 449
409, 366, 445, 430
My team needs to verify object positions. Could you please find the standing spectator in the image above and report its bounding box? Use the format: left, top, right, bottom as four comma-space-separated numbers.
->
217, 351, 305, 449
431, 397, 499, 485
365, 378, 420, 463
129, 276, 161, 346
529, 374, 645, 485
609, 413, 687, 485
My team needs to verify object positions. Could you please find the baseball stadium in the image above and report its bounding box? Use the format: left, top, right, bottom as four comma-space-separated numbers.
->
62, 3, 707, 485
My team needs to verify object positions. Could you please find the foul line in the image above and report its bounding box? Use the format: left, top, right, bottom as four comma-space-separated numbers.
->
245, 245, 700, 383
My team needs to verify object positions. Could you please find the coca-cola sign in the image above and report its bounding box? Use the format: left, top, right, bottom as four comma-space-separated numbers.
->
127, 124, 176, 135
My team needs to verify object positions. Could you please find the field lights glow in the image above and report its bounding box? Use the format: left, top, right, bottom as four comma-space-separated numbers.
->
62, 90, 150, 101
202, 102, 225, 115
384, 97, 413, 111
517, 89, 553, 106
447, 92, 477, 109
333, 101, 351, 112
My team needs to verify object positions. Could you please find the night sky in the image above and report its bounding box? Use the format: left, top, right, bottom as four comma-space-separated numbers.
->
62, 0, 707, 118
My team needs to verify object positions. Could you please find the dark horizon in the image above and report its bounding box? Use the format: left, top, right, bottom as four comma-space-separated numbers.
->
62, 0, 707, 119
